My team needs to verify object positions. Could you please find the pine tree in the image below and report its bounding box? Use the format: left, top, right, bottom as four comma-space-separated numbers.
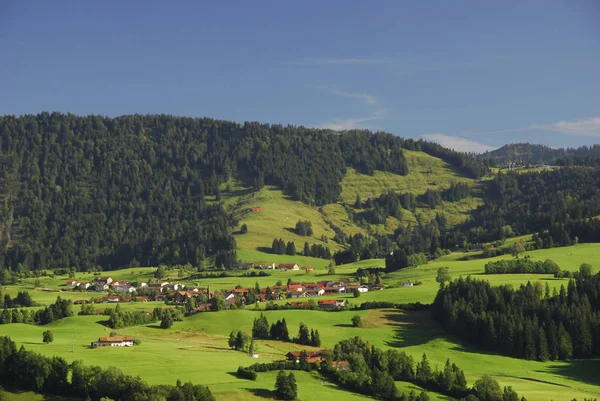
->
557, 323, 573, 360
537, 326, 550, 361
355, 194, 362, 209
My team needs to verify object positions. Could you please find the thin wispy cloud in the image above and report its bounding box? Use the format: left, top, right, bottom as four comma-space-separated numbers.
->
285, 57, 394, 66
320, 116, 382, 131
532, 117, 600, 137
422, 133, 495, 154
314, 85, 383, 131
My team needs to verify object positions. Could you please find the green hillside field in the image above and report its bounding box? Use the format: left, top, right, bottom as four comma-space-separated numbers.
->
2, 243, 600, 401
229, 149, 485, 262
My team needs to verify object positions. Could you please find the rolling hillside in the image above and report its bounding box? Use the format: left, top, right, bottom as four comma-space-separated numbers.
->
228, 149, 484, 262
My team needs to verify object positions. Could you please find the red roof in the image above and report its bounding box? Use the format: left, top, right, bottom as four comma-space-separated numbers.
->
251, 207, 264, 211
98, 336, 134, 342
279, 263, 297, 267
318, 300, 337, 305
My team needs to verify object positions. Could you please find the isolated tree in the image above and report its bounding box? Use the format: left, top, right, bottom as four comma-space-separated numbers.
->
42, 330, 54, 344
228, 331, 236, 349
580, 263, 593, 278
355, 194, 362, 209
510, 240, 526, 258
327, 261, 336, 275
297, 323, 310, 345
474, 375, 502, 401
436, 267, 452, 286
275, 371, 297, 400
154, 266, 166, 280
160, 314, 174, 329
252, 313, 270, 339
351, 315, 362, 327
353, 288, 360, 298
211, 292, 226, 311
240, 224, 248, 234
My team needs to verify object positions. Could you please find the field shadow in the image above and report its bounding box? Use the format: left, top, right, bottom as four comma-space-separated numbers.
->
245, 388, 276, 399
382, 309, 445, 348
283, 227, 296, 235
255, 246, 274, 254
333, 323, 353, 328
540, 359, 600, 387
95, 319, 110, 327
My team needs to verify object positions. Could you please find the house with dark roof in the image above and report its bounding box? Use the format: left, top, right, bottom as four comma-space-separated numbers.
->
91, 336, 135, 347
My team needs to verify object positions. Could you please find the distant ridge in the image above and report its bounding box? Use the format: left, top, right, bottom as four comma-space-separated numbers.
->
483, 142, 600, 165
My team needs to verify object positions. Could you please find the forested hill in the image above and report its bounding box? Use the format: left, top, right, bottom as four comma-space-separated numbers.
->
0, 113, 487, 271
483, 143, 600, 166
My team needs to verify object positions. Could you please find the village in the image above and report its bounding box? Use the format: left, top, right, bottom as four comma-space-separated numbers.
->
65, 263, 387, 312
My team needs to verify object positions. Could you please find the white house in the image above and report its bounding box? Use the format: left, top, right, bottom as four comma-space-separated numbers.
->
78, 282, 91, 289
66, 280, 79, 287
95, 284, 109, 291
138, 282, 147, 287
358, 285, 370, 293
91, 336, 135, 347
114, 285, 136, 293
402, 282, 414, 287
279, 263, 300, 271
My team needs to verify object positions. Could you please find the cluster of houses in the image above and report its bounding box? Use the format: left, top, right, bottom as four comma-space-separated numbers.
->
66, 277, 191, 294
223, 279, 381, 303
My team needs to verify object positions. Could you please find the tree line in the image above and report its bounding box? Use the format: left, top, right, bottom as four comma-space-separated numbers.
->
251, 313, 321, 346
484, 258, 561, 274
0, 296, 72, 326
0, 290, 35, 308
271, 238, 331, 259
0, 336, 215, 401
432, 272, 600, 360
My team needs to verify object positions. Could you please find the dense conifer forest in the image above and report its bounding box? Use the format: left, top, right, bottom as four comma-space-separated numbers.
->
0, 113, 487, 271
432, 273, 600, 360
4, 113, 600, 273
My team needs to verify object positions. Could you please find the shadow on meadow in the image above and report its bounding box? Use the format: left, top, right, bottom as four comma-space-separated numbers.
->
245, 388, 276, 399
541, 359, 600, 388
382, 309, 446, 348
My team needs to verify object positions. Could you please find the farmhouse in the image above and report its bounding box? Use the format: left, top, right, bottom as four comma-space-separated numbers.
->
91, 336, 135, 348
318, 299, 345, 310
78, 282, 91, 289
95, 277, 113, 285
66, 280, 79, 287
402, 282, 414, 287
302, 265, 314, 272
279, 263, 300, 271
286, 351, 326, 363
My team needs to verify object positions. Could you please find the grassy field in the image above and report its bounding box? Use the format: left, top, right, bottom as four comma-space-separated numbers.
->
3, 243, 600, 400
339, 150, 477, 203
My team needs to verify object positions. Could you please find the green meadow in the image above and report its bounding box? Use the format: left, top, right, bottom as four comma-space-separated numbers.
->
2, 243, 600, 400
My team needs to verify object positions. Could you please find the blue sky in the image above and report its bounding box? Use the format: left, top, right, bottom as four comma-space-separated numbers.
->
1, 1, 599, 152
